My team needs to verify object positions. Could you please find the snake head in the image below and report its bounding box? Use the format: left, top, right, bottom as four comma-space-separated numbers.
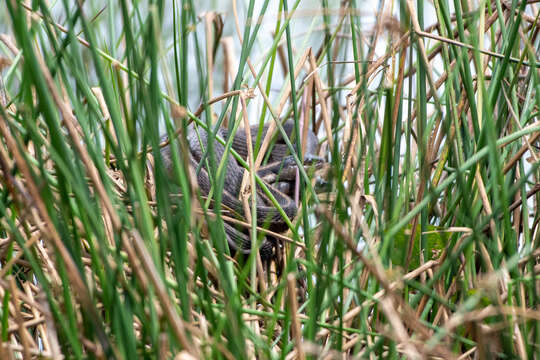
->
303, 153, 324, 166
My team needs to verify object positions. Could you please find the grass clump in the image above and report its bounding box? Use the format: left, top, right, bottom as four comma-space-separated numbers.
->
0, 0, 539, 358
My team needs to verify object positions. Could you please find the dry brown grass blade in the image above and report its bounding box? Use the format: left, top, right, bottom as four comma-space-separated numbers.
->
125, 230, 199, 356
287, 274, 305, 360
308, 49, 334, 152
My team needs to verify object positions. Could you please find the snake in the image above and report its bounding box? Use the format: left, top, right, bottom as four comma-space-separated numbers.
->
160, 120, 318, 260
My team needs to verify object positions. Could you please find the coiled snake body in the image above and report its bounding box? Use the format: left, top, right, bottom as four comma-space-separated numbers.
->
161, 121, 318, 260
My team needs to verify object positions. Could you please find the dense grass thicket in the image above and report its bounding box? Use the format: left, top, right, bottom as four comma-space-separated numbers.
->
0, 0, 539, 358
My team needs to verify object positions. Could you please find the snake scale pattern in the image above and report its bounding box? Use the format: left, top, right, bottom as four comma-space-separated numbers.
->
161, 120, 318, 260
